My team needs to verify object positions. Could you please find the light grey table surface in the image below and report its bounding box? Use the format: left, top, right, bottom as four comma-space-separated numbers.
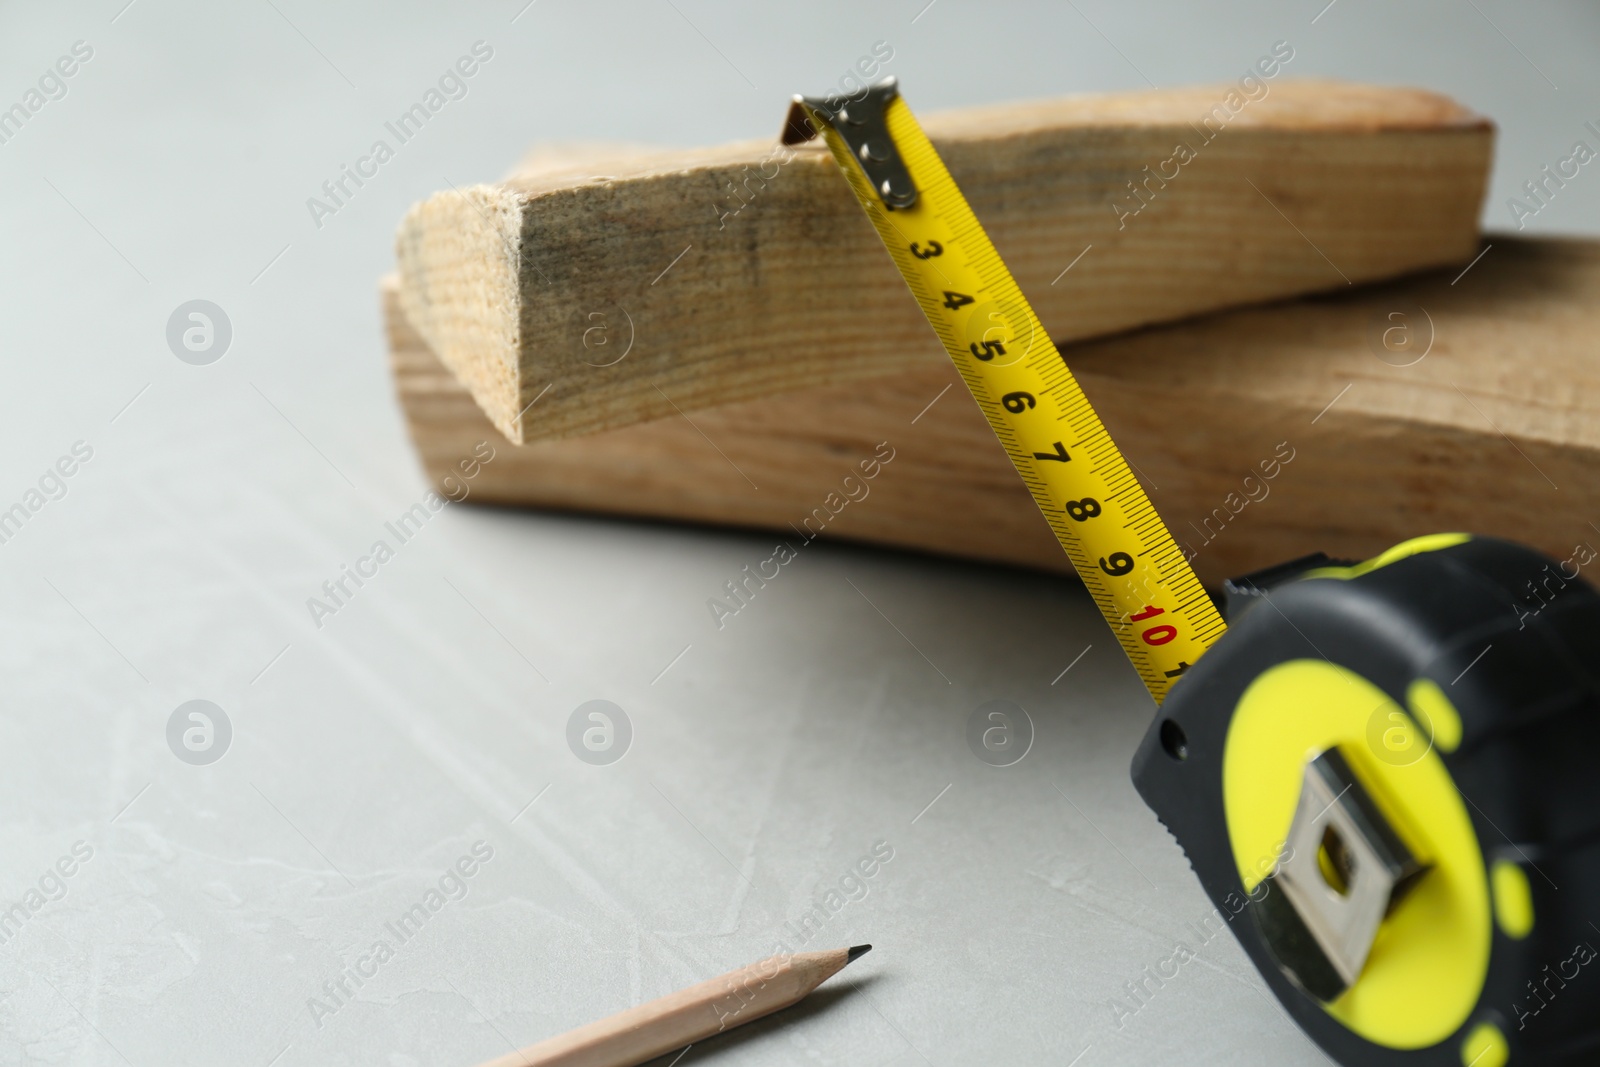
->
3, 2, 1598, 1065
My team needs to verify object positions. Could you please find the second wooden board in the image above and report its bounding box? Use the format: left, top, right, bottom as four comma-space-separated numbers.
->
385, 238, 1600, 588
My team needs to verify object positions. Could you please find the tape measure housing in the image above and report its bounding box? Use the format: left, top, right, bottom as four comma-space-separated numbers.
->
1133, 536, 1600, 1066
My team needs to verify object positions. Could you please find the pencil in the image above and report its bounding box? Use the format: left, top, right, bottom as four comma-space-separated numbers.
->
471, 945, 872, 1067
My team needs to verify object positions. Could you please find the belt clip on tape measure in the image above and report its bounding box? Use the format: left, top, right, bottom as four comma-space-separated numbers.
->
786, 78, 1600, 1067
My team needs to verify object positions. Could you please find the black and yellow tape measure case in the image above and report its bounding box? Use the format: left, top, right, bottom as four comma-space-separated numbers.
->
1135, 536, 1600, 1065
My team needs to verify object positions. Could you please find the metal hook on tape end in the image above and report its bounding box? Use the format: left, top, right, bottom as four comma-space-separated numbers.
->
781, 77, 917, 209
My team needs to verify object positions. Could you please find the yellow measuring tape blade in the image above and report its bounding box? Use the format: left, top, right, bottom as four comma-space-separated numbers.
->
801, 89, 1225, 703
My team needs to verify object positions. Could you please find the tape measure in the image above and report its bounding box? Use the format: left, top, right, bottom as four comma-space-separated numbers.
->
783, 80, 1223, 705
789, 78, 1600, 1067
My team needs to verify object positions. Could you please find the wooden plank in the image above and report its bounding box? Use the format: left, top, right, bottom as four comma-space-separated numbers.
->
394, 80, 1491, 445
385, 238, 1600, 587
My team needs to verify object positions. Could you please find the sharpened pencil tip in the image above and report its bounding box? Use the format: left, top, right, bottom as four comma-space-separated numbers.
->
846, 944, 872, 965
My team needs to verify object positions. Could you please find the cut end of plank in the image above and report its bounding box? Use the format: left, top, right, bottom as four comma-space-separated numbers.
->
845, 944, 872, 965
394, 181, 529, 443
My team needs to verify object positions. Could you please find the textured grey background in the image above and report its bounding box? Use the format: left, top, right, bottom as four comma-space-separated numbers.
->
1, 2, 1596, 1065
